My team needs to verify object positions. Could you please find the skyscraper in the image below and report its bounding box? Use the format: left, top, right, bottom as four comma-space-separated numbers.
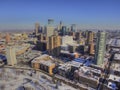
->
48, 19, 54, 25
59, 21, 63, 30
6, 46, 17, 66
57, 21, 63, 31
61, 26, 67, 36
71, 24, 76, 32
35, 23, 40, 36
44, 19, 55, 37
44, 26, 54, 37
95, 31, 106, 65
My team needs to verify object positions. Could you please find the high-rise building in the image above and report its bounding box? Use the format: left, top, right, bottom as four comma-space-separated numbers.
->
44, 26, 54, 37
86, 31, 94, 45
95, 31, 106, 65
44, 19, 55, 37
59, 21, 63, 30
48, 35, 61, 56
71, 24, 76, 32
35, 23, 40, 36
6, 33, 11, 44
61, 26, 67, 36
48, 19, 54, 25
57, 21, 63, 31
6, 46, 17, 66
89, 43, 95, 55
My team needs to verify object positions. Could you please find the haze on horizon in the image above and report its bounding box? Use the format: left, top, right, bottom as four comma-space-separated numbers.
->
0, 0, 120, 30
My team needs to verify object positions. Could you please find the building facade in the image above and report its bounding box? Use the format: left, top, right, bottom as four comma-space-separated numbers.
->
35, 23, 40, 36
95, 31, 106, 65
6, 46, 17, 66
48, 35, 61, 56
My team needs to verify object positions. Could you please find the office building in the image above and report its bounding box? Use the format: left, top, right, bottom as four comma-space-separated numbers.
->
44, 26, 54, 37
48, 35, 61, 56
57, 21, 63, 31
71, 24, 76, 32
89, 43, 95, 55
44, 19, 55, 37
6, 46, 17, 66
35, 23, 40, 36
48, 19, 54, 25
61, 26, 67, 36
86, 31, 94, 45
95, 31, 106, 65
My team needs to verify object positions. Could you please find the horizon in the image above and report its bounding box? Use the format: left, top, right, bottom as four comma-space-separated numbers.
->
0, 0, 120, 30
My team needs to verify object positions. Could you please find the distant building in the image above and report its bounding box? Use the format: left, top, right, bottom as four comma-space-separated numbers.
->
71, 24, 76, 32
6, 46, 17, 66
48, 19, 54, 25
6, 33, 11, 44
95, 31, 106, 65
35, 23, 40, 36
61, 26, 67, 36
57, 21, 63, 31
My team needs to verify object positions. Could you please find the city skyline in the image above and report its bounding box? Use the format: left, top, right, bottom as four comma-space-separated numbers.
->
0, 0, 120, 30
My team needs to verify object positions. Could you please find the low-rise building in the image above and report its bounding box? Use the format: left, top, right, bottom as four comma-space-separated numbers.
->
31, 55, 55, 75
74, 66, 100, 89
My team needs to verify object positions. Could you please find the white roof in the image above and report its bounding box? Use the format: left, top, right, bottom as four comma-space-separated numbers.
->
114, 53, 120, 60
70, 61, 82, 68
109, 39, 120, 47
109, 74, 120, 82
112, 63, 120, 72
39, 60, 54, 66
58, 63, 71, 71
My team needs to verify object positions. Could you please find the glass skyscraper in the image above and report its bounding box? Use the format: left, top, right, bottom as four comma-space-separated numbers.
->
95, 31, 106, 65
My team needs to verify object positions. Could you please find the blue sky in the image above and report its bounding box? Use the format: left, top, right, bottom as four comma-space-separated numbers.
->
0, 0, 120, 30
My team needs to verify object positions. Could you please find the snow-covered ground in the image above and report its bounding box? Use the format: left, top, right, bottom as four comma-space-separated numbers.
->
0, 68, 78, 90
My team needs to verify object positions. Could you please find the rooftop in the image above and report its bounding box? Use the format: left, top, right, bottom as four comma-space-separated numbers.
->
109, 74, 120, 82
114, 53, 120, 60
109, 39, 120, 47
32, 54, 53, 63
39, 60, 55, 66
